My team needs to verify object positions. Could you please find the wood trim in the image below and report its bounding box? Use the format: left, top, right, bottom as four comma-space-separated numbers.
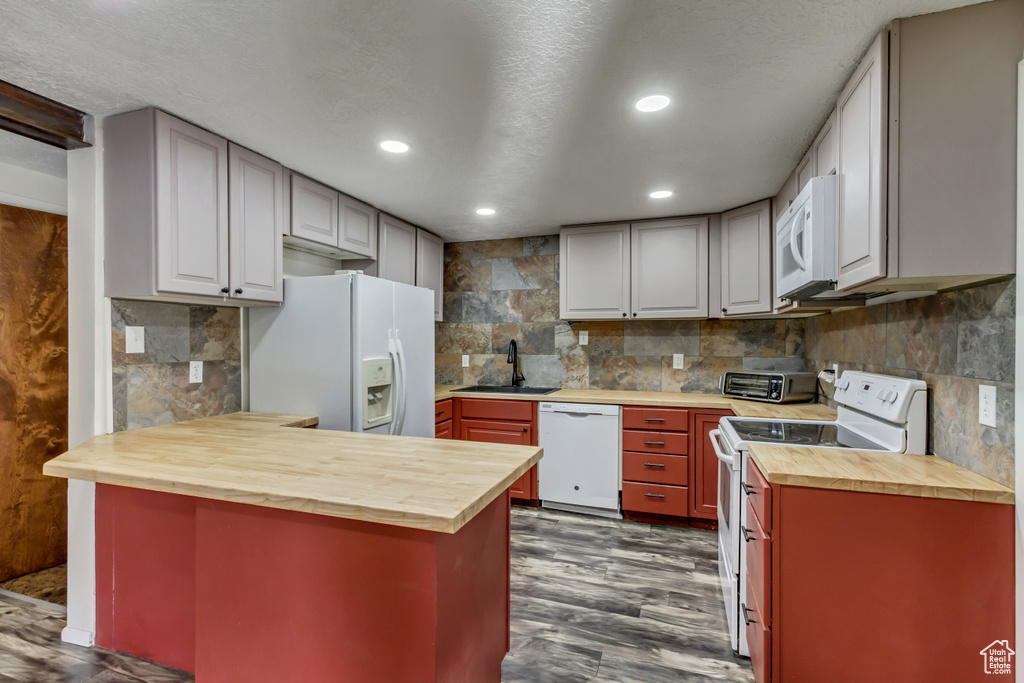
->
0, 79, 90, 149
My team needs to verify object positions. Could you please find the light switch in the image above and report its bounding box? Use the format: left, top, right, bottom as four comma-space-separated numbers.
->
189, 361, 203, 384
462, 354, 469, 368
979, 385, 996, 427
579, 330, 589, 346
673, 354, 685, 369
125, 326, 145, 354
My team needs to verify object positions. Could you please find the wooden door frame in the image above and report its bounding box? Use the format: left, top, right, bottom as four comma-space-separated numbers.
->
0, 79, 91, 149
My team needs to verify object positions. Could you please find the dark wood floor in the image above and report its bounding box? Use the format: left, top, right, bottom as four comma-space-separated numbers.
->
0, 508, 752, 682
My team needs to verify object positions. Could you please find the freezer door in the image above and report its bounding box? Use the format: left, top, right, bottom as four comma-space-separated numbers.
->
391, 281, 436, 438
351, 274, 398, 434
249, 275, 353, 430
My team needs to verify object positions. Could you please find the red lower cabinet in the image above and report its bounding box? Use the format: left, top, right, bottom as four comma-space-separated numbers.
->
690, 410, 732, 520
456, 399, 538, 505
621, 406, 690, 522
745, 459, 1014, 682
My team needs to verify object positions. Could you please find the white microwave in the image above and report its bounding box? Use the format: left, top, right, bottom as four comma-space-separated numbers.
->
775, 176, 837, 300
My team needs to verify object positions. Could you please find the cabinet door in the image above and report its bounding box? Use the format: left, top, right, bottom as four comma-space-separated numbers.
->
690, 411, 731, 520
435, 420, 453, 439
721, 201, 772, 316
378, 214, 418, 285
631, 218, 708, 319
416, 228, 444, 321
795, 150, 814, 196
290, 174, 339, 247
154, 111, 229, 297
773, 168, 798, 222
509, 467, 537, 500
812, 109, 838, 177
560, 224, 630, 320
338, 193, 377, 258
228, 144, 283, 303
459, 418, 536, 501
836, 30, 888, 291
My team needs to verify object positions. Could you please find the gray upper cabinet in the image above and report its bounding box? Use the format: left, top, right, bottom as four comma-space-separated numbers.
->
720, 200, 772, 316
560, 224, 631, 320
228, 144, 284, 304
812, 109, 837, 177
836, 30, 888, 291
339, 194, 377, 259
104, 108, 237, 301
631, 218, 709, 319
377, 213, 418, 286
290, 174, 339, 248
415, 228, 444, 321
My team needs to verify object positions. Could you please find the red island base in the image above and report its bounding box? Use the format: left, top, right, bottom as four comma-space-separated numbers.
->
94, 483, 511, 682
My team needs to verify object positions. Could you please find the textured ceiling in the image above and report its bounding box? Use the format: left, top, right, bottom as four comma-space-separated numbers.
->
0, 0, 987, 241
0, 129, 66, 178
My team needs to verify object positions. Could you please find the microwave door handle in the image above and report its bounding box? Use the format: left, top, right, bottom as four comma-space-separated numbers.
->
790, 209, 807, 271
709, 429, 735, 468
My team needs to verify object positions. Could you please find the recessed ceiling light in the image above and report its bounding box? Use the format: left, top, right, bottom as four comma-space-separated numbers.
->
475, 207, 497, 216
649, 190, 673, 199
379, 140, 410, 154
635, 95, 671, 112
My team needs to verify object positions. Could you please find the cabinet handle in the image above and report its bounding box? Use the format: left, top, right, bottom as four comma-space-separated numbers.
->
644, 493, 666, 499
632, 312, 637, 317
234, 288, 243, 295
435, 411, 444, 416
742, 527, 756, 543
722, 308, 728, 314
220, 287, 230, 294
622, 313, 627, 317
644, 441, 665, 446
644, 418, 666, 422
741, 483, 756, 496
643, 463, 666, 468
741, 602, 757, 626
523, 427, 528, 432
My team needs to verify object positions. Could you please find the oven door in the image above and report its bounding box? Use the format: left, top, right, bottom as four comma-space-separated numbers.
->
709, 429, 741, 574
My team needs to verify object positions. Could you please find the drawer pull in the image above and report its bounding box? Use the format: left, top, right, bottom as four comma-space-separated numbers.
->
741, 602, 757, 626
742, 527, 756, 543
644, 418, 666, 422
644, 441, 666, 446
643, 463, 666, 468
435, 411, 444, 416
644, 493, 666, 499
742, 482, 756, 495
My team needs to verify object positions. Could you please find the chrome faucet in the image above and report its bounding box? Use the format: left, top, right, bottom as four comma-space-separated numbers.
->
507, 339, 526, 387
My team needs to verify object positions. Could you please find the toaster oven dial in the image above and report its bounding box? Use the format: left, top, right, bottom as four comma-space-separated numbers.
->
769, 377, 783, 400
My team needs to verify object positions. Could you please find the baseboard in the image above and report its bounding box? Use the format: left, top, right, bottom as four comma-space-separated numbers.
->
61, 625, 95, 647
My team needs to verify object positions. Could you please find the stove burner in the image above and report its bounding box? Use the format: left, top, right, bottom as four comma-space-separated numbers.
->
728, 420, 885, 450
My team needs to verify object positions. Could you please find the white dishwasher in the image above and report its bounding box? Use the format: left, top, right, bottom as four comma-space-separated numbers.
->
538, 402, 621, 518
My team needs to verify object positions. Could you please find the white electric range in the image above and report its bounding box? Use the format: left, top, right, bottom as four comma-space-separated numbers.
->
709, 371, 928, 655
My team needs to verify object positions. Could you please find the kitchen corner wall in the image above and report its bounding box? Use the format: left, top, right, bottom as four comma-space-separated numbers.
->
805, 279, 1015, 487
111, 299, 242, 432
436, 237, 805, 393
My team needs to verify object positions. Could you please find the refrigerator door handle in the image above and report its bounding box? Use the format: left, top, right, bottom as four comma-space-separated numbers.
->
387, 331, 400, 435
394, 333, 409, 435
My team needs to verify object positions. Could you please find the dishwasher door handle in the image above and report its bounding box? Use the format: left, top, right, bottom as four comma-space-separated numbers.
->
555, 412, 601, 419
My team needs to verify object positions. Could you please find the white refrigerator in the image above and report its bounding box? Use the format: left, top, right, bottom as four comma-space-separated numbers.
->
249, 273, 435, 437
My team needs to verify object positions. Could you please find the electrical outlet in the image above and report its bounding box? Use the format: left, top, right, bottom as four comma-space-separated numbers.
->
189, 361, 203, 384
462, 354, 469, 368
673, 354, 685, 370
979, 385, 996, 427
125, 326, 145, 354
579, 330, 589, 346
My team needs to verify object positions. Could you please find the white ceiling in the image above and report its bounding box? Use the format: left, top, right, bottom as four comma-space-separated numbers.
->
0, 129, 66, 178
0, 0, 985, 241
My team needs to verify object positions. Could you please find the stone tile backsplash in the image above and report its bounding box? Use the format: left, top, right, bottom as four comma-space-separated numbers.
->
111, 299, 242, 432
437, 237, 805, 393
804, 279, 1015, 487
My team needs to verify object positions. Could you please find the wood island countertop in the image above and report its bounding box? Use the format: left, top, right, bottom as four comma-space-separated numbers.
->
43, 412, 543, 534
436, 385, 1014, 504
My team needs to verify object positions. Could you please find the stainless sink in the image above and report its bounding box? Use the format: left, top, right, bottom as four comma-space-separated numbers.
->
454, 385, 559, 395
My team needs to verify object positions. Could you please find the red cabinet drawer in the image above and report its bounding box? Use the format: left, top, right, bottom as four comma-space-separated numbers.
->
622, 430, 688, 456
744, 497, 772, 628
435, 399, 453, 424
459, 398, 534, 422
622, 452, 688, 486
745, 458, 773, 533
621, 482, 689, 517
744, 598, 771, 683
435, 420, 453, 440
622, 407, 689, 432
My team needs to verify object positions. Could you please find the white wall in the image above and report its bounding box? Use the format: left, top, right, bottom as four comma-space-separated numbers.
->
63, 118, 110, 647
0, 159, 67, 215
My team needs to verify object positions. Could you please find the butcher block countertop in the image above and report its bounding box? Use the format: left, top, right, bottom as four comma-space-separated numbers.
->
42, 412, 543, 534
437, 385, 1014, 504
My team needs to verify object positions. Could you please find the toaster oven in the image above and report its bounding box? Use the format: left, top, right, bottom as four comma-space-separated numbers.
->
719, 371, 817, 403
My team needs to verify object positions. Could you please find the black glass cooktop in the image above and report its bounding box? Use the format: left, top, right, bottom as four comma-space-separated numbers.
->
727, 420, 885, 450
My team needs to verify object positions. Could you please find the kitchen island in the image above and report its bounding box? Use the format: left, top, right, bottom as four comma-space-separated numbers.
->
43, 412, 543, 683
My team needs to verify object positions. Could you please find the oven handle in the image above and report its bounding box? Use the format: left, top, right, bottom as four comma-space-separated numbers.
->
708, 429, 735, 468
